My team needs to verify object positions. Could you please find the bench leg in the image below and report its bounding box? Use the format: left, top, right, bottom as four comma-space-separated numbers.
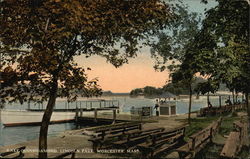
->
71, 152, 76, 159
93, 142, 99, 153
178, 152, 186, 159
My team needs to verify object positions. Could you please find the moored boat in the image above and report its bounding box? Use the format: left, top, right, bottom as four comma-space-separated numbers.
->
0, 109, 76, 127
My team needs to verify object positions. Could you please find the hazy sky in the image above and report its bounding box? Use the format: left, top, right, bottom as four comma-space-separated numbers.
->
75, 0, 217, 93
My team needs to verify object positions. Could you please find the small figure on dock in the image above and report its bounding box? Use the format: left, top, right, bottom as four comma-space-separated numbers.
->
236, 100, 241, 104
154, 100, 160, 116
225, 99, 232, 106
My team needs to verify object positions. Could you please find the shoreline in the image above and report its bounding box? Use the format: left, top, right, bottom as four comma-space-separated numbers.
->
0, 112, 196, 158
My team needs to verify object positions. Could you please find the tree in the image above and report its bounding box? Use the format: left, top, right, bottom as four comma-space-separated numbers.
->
171, 62, 196, 124
0, 0, 172, 158
150, 2, 201, 71
182, 0, 250, 122
130, 88, 143, 96
150, 2, 202, 124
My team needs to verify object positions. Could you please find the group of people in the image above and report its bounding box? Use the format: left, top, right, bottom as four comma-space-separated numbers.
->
208, 98, 245, 109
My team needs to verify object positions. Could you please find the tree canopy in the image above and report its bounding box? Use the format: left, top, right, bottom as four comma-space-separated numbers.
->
0, 0, 173, 158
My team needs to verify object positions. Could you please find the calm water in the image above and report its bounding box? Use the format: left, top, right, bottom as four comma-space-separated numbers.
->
0, 95, 240, 146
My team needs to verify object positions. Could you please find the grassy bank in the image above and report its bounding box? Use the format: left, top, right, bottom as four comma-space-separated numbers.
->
180, 112, 249, 159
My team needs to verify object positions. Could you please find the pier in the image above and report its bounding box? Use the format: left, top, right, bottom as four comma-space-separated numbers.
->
0, 99, 121, 127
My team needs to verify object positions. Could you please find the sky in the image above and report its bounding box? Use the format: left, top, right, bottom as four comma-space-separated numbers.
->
75, 0, 217, 93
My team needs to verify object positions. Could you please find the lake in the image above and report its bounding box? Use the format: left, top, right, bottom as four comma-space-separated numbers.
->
0, 95, 237, 146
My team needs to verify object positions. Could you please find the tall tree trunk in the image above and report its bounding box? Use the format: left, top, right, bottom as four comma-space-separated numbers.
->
207, 92, 210, 107
188, 83, 192, 124
246, 92, 250, 133
232, 90, 235, 105
39, 79, 58, 158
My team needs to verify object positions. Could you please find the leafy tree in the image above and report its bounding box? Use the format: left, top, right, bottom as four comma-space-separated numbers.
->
182, 0, 250, 122
171, 64, 196, 124
144, 86, 162, 96
130, 88, 143, 96
150, 2, 201, 71
150, 2, 202, 124
0, 0, 172, 158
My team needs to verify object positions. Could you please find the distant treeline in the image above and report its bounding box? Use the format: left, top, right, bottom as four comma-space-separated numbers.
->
130, 77, 229, 96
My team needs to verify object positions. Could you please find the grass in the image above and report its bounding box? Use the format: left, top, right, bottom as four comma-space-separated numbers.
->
185, 116, 220, 138
181, 113, 242, 138
182, 112, 249, 159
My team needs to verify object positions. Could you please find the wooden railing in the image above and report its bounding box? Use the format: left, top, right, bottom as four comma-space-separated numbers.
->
198, 104, 246, 117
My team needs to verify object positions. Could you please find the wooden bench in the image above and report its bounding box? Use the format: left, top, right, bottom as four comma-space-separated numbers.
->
220, 119, 249, 158
93, 122, 142, 139
220, 132, 240, 158
53, 149, 76, 159
112, 127, 165, 150
88, 122, 142, 152
137, 126, 186, 158
198, 105, 234, 117
0, 146, 26, 158
89, 129, 142, 152
176, 117, 222, 159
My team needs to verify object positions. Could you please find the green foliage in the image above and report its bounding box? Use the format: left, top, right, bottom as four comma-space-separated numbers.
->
181, 0, 250, 94
219, 116, 241, 135
130, 77, 207, 96
151, 2, 201, 71
182, 116, 219, 138
0, 0, 172, 104
130, 88, 143, 96
0, 1, 173, 157
130, 86, 162, 97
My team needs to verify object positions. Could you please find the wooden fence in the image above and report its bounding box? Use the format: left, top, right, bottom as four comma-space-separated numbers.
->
198, 104, 246, 117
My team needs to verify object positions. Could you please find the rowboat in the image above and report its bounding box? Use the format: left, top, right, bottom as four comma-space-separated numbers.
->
0, 109, 76, 127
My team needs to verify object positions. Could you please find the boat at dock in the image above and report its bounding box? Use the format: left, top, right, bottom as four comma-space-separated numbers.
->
0, 99, 119, 127
0, 109, 76, 127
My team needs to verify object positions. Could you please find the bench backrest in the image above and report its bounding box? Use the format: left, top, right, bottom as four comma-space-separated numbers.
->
95, 122, 141, 133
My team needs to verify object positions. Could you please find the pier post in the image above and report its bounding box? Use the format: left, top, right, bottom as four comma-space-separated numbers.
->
75, 107, 79, 123
219, 96, 222, 107
28, 101, 30, 110
207, 93, 210, 107
94, 108, 97, 123
112, 109, 116, 124
80, 108, 83, 117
